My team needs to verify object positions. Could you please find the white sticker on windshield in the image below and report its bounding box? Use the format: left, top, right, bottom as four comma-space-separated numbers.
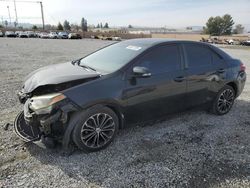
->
126, 45, 142, 51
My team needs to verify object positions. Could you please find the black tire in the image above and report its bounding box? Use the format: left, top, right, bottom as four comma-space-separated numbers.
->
210, 85, 235, 115
72, 106, 119, 152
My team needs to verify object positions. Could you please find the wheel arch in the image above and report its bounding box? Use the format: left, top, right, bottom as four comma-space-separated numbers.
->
62, 101, 125, 151
105, 104, 125, 129
226, 81, 238, 96
81, 101, 125, 129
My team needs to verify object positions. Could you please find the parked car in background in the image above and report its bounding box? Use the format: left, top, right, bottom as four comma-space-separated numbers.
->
19, 31, 29, 38
40, 32, 49, 39
48, 32, 58, 39
242, 40, 250, 46
14, 39, 246, 152
58, 32, 68, 39
27, 31, 37, 38
102, 36, 113, 40
68, 33, 82, 39
112, 36, 122, 41
0, 30, 3, 37
90, 35, 101, 39
36, 32, 42, 38
226, 39, 234, 45
15, 31, 22, 37
5, 31, 16, 38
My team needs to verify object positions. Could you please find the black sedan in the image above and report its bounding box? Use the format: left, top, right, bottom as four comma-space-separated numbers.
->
242, 40, 250, 46
5, 31, 16, 38
15, 39, 246, 152
68, 33, 82, 39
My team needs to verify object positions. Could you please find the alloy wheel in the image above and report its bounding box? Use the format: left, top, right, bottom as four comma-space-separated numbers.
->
80, 113, 115, 149
217, 88, 235, 114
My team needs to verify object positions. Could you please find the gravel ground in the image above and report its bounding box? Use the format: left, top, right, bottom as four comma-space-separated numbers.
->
0, 38, 249, 188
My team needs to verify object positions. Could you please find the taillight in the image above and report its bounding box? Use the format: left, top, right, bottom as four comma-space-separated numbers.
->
240, 63, 246, 71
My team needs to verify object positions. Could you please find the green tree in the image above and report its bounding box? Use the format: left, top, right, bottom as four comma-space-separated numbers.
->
204, 16, 223, 35
57, 22, 63, 30
204, 14, 234, 36
81, 17, 88, 31
96, 23, 100, 28
233, 24, 244, 34
100, 23, 103, 28
63, 20, 71, 31
128, 24, 133, 28
221, 14, 234, 35
32, 25, 38, 30
0, 25, 3, 28
104, 22, 109, 28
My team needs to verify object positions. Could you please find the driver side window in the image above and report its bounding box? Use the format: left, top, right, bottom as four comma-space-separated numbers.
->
136, 44, 181, 75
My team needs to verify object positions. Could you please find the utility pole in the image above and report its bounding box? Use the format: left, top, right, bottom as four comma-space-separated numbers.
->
7, 6, 11, 25
0, 0, 45, 29
40, 1, 44, 30
13, 0, 18, 26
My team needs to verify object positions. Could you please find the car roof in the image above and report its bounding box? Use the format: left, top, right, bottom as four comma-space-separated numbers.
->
119, 38, 231, 59
121, 38, 210, 47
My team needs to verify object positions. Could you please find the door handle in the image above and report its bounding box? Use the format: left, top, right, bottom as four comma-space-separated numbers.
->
217, 68, 225, 73
174, 76, 185, 82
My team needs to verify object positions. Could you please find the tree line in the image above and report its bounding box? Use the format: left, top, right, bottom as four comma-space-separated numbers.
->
1, 14, 245, 35
56, 14, 244, 35
204, 14, 245, 35
56, 18, 111, 32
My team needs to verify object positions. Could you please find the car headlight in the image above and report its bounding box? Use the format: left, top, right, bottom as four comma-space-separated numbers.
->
29, 93, 66, 114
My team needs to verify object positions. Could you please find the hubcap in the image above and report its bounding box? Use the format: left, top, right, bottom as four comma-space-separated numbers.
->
80, 113, 115, 148
217, 89, 234, 113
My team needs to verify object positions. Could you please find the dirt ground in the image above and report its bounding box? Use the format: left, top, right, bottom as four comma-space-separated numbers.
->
0, 38, 249, 188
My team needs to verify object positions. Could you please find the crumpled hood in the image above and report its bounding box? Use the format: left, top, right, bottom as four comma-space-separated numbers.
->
23, 62, 100, 93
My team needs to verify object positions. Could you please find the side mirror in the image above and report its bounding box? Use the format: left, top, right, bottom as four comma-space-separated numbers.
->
132, 66, 151, 78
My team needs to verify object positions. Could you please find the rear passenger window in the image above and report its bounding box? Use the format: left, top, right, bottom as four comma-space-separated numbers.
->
137, 45, 181, 74
184, 44, 212, 67
212, 51, 223, 64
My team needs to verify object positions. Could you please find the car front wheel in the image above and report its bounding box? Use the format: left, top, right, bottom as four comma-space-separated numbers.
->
211, 85, 235, 115
72, 106, 119, 152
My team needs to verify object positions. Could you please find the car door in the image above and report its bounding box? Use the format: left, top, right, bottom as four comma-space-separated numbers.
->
183, 43, 216, 107
123, 44, 187, 124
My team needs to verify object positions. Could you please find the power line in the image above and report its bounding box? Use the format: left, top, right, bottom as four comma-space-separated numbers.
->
0, 0, 40, 3
0, 0, 45, 30
1, 16, 41, 19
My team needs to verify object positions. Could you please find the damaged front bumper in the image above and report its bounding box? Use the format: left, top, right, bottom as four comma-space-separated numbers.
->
14, 95, 78, 148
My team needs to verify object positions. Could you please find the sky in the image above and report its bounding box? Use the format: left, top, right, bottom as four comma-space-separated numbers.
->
0, 0, 250, 29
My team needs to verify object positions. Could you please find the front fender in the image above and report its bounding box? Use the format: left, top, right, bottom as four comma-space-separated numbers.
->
62, 103, 125, 150
62, 110, 82, 150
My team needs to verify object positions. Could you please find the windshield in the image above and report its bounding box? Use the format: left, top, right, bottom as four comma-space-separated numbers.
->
79, 42, 145, 73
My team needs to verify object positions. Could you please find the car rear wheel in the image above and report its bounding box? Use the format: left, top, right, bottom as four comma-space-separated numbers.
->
72, 106, 119, 152
211, 85, 235, 115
